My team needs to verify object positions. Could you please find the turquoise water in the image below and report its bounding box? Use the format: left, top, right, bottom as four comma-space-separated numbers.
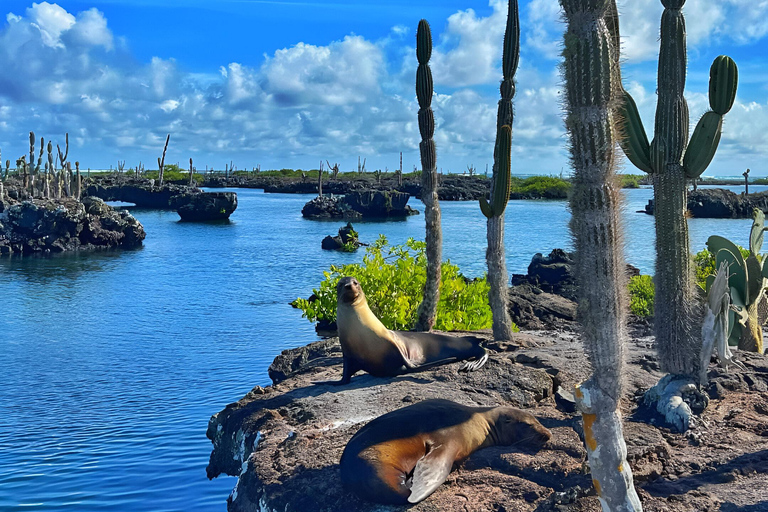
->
1, 185, 765, 511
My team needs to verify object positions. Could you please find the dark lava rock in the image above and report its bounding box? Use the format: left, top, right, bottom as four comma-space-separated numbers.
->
507, 283, 578, 330
0, 197, 145, 254
84, 178, 199, 209
301, 195, 361, 219
169, 192, 238, 221
302, 191, 419, 219
321, 223, 364, 251
343, 190, 419, 218
644, 188, 768, 218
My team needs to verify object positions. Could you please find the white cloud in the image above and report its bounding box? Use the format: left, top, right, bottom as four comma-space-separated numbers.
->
28, 1, 75, 48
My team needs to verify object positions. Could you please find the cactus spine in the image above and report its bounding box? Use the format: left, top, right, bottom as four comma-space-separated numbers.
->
481, 0, 518, 340
618, 0, 738, 380
562, 1, 642, 508
414, 19, 443, 332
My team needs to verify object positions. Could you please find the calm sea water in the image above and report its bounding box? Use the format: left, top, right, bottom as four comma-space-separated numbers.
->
1, 184, 765, 511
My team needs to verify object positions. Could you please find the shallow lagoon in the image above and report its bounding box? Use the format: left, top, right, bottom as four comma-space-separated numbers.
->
1, 185, 765, 510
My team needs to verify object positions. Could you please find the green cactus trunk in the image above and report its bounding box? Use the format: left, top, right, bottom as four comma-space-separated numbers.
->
483, 0, 518, 341
562, 0, 641, 508
653, 168, 700, 375
414, 19, 442, 332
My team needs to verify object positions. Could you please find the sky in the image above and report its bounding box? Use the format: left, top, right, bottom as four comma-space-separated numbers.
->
0, 0, 766, 175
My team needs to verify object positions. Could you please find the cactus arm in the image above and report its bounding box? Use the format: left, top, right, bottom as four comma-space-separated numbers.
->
749, 208, 766, 255
684, 111, 722, 179
709, 55, 738, 115
714, 247, 748, 305
492, 125, 512, 215
619, 89, 653, 173
479, 197, 494, 218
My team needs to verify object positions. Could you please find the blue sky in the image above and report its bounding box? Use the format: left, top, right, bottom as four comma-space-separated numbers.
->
0, 0, 766, 175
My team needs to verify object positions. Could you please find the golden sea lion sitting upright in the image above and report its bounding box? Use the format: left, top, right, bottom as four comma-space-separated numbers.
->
325, 276, 489, 385
340, 399, 552, 504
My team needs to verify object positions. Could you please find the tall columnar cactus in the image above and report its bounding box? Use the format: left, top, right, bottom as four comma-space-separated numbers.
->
29, 132, 36, 194
46, 141, 53, 199
706, 209, 768, 354
57, 133, 70, 198
75, 161, 81, 200
414, 19, 443, 332
158, 134, 170, 187
479, 0, 518, 340
190, 158, 195, 186
562, 0, 642, 509
619, 0, 738, 385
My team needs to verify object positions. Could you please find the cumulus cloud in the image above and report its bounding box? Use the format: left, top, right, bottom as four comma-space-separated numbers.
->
0, 1, 765, 176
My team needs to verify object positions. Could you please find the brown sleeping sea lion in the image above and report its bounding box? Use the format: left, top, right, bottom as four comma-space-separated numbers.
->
340, 399, 552, 504
323, 276, 488, 385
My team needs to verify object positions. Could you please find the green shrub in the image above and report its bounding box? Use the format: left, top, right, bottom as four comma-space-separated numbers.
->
693, 245, 749, 289
509, 176, 571, 198
628, 275, 655, 318
619, 174, 643, 188
292, 236, 506, 332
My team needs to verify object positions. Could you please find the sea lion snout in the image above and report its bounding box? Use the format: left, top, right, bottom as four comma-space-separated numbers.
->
337, 276, 362, 304
492, 408, 552, 447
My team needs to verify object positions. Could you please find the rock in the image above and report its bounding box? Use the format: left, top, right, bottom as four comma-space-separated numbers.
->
301, 196, 361, 220
169, 192, 238, 221
321, 223, 363, 251
343, 190, 419, 218
507, 283, 578, 330
84, 177, 200, 209
644, 188, 768, 218
0, 197, 145, 254
555, 385, 577, 413
302, 191, 419, 220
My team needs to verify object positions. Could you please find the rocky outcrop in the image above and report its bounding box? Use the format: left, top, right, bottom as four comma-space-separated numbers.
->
343, 190, 418, 218
302, 191, 419, 220
644, 188, 768, 218
321, 223, 364, 251
0, 196, 145, 254
84, 179, 200, 209
207, 330, 768, 512
301, 196, 361, 219
169, 192, 238, 221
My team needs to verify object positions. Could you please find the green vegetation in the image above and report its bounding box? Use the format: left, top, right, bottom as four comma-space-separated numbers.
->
619, 174, 646, 189
628, 275, 655, 318
292, 236, 505, 332
509, 176, 570, 199
143, 164, 205, 183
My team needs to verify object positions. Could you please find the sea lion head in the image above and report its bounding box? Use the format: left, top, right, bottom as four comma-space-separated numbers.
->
486, 407, 551, 447
337, 276, 364, 305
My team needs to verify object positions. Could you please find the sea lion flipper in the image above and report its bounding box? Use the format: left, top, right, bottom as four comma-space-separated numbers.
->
458, 351, 489, 372
311, 356, 359, 385
407, 444, 455, 504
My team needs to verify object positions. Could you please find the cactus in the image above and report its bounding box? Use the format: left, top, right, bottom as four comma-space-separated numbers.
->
706, 209, 768, 354
158, 134, 170, 187
479, 0, 518, 341
189, 158, 195, 186
743, 168, 750, 195
562, 0, 642, 509
413, 18, 443, 332
617, 0, 738, 383
318, 161, 324, 197
75, 161, 81, 200
47, 141, 54, 199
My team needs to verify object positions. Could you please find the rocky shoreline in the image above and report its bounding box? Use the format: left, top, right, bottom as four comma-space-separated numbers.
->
644, 188, 768, 218
206, 327, 768, 512
0, 196, 145, 254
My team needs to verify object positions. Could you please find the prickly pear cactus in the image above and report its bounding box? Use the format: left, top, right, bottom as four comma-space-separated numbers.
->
706, 208, 767, 353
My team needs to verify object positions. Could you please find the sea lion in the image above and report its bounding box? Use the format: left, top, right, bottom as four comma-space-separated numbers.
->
324, 276, 488, 385
340, 399, 552, 504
